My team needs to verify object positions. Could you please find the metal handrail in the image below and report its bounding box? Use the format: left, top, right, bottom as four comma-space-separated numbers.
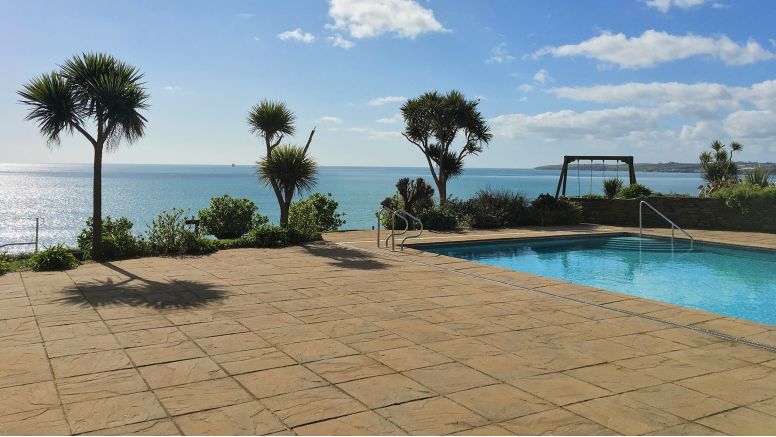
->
0, 218, 41, 253
375, 207, 393, 247
386, 210, 409, 251
639, 201, 694, 249
398, 210, 423, 251
376, 208, 424, 251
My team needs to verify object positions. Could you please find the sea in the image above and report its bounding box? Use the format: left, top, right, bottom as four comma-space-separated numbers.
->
0, 163, 704, 251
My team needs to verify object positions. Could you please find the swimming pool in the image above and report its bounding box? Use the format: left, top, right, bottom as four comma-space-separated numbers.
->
421, 235, 776, 326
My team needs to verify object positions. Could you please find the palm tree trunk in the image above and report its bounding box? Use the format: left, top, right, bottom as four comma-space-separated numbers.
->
92, 146, 103, 260
279, 203, 289, 228
437, 173, 447, 206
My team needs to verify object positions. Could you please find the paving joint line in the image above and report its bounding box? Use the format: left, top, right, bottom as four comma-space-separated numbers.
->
336, 242, 776, 354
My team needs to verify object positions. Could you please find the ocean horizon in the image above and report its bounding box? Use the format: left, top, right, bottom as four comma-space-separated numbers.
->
1, 163, 704, 251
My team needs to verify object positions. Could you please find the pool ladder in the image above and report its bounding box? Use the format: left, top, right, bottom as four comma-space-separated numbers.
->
639, 201, 694, 250
376, 207, 423, 251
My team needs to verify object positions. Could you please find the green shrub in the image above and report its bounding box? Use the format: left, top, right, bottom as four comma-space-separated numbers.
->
288, 199, 322, 242
744, 167, 772, 188
146, 208, 211, 255
77, 216, 146, 260
650, 191, 692, 197
235, 224, 288, 248
602, 178, 624, 199
0, 253, 10, 276
531, 194, 582, 226
31, 245, 79, 271
306, 193, 345, 232
464, 188, 532, 228
617, 183, 653, 199
395, 178, 435, 216
419, 206, 458, 231
199, 195, 268, 239
711, 183, 776, 214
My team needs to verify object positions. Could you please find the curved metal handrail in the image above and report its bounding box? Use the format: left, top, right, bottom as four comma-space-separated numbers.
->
639, 201, 694, 250
398, 210, 423, 251
386, 210, 409, 250
375, 207, 393, 247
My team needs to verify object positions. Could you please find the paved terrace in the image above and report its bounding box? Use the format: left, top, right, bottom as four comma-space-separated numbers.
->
1, 225, 776, 435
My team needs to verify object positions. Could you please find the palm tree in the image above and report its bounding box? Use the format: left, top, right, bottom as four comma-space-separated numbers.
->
18, 53, 149, 259
699, 140, 744, 195
401, 90, 492, 205
257, 145, 317, 226
248, 100, 316, 226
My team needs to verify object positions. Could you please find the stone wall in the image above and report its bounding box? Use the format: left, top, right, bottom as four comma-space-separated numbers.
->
576, 197, 776, 233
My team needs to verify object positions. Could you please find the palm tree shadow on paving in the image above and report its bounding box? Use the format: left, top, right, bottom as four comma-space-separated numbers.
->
302, 243, 390, 270
58, 262, 228, 310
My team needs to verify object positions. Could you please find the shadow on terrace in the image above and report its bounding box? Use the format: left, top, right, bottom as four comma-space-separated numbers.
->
302, 242, 390, 270
58, 262, 229, 310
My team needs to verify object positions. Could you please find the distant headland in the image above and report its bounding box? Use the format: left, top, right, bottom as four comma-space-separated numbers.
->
535, 161, 776, 173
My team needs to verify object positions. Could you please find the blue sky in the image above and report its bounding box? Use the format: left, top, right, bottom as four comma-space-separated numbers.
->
2, 0, 775, 167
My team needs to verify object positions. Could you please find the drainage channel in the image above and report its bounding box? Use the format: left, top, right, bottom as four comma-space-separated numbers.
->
338, 242, 776, 354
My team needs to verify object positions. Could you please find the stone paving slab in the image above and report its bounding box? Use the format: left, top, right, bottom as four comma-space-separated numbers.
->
0, 225, 775, 434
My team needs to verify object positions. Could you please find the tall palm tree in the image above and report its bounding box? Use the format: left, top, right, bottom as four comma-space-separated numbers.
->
257, 145, 317, 226
248, 100, 316, 226
401, 90, 491, 205
18, 53, 149, 259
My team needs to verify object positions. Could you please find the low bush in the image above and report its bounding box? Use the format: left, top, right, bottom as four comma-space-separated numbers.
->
31, 244, 79, 271
711, 183, 776, 213
306, 193, 345, 232
146, 208, 211, 255
199, 195, 268, 239
617, 183, 653, 199
602, 178, 624, 199
235, 224, 288, 248
185, 236, 218, 255
744, 167, 773, 188
0, 253, 10, 276
419, 206, 458, 231
531, 194, 582, 226
288, 199, 322, 243
651, 192, 692, 197
379, 178, 435, 230
464, 188, 532, 228
395, 178, 435, 216
77, 216, 146, 260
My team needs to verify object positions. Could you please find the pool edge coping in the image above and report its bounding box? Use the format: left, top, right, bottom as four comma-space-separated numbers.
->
337, 229, 776, 354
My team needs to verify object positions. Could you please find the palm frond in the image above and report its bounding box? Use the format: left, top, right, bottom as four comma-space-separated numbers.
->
257, 145, 317, 197
248, 100, 296, 143
17, 72, 79, 146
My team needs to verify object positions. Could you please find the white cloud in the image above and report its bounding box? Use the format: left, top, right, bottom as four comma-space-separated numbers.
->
163, 85, 181, 91
518, 84, 534, 93
485, 43, 514, 64
368, 96, 407, 106
535, 30, 775, 68
491, 107, 660, 142
724, 110, 776, 140
376, 113, 402, 124
490, 79, 776, 157
235, 12, 254, 18
548, 80, 776, 115
645, 0, 708, 13
532, 69, 552, 84
277, 28, 316, 43
347, 127, 401, 139
328, 33, 355, 49
317, 116, 343, 124
327, 0, 448, 39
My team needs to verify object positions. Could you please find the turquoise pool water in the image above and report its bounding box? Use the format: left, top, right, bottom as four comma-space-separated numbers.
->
422, 236, 776, 326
